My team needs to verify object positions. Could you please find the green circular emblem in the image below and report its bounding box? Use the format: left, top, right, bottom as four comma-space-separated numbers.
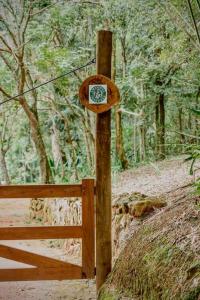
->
89, 85, 106, 104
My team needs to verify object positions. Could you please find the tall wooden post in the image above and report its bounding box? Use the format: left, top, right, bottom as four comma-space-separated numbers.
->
96, 30, 112, 290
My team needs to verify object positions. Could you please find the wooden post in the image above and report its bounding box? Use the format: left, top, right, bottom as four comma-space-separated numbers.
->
96, 30, 112, 290
82, 179, 95, 279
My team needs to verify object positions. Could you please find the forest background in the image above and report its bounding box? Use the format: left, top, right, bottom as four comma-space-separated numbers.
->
0, 0, 199, 185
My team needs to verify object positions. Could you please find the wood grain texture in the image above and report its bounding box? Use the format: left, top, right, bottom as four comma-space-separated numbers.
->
79, 74, 120, 114
0, 184, 82, 198
0, 226, 82, 240
0, 267, 82, 281
82, 179, 95, 279
0, 244, 79, 268
96, 30, 112, 290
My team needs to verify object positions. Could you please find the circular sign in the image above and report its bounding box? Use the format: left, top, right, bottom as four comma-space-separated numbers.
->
89, 85, 107, 104
79, 75, 120, 113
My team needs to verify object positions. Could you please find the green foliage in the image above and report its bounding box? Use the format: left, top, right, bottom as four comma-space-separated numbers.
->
190, 108, 200, 116
0, 0, 200, 183
183, 286, 200, 300
185, 145, 200, 175
185, 107, 200, 193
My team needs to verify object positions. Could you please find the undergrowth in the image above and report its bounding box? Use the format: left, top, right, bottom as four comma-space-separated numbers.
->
99, 190, 200, 300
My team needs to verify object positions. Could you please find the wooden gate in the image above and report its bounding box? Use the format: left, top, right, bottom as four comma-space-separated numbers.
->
0, 179, 95, 281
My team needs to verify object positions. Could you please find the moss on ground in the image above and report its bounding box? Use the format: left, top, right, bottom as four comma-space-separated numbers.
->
98, 289, 119, 300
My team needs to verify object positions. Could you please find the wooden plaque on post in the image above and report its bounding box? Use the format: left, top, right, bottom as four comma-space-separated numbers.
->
79, 74, 120, 114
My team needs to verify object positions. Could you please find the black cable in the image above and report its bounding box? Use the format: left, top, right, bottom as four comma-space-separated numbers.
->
187, 0, 200, 45
0, 58, 96, 106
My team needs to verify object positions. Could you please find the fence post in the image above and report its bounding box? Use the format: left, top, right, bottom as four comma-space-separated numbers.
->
82, 178, 95, 279
96, 30, 112, 291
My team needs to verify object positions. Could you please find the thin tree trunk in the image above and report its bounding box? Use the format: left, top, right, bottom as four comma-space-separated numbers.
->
156, 93, 165, 160
115, 107, 129, 169
155, 102, 159, 156
19, 96, 52, 183
178, 108, 185, 144
51, 120, 65, 178
188, 111, 192, 144
133, 118, 137, 163
85, 110, 95, 172
114, 37, 128, 169
30, 123, 52, 183
140, 125, 146, 161
64, 118, 79, 181
0, 147, 10, 184
195, 88, 200, 143
159, 93, 165, 159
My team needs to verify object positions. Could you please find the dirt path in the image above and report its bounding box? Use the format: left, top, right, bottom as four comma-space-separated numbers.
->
113, 156, 199, 197
0, 156, 198, 300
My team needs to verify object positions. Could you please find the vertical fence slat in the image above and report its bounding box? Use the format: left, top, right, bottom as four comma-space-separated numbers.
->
82, 179, 95, 279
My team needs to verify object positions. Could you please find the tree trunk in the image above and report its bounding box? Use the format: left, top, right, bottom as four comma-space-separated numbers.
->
113, 37, 128, 169
62, 116, 79, 181
178, 108, 185, 144
85, 110, 95, 172
159, 93, 165, 159
155, 102, 159, 156
156, 93, 165, 160
30, 123, 52, 183
19, 97, 52, 183
133, 117, 137, 163
188, 111, 192, 144
51, 120, 65, 178
195, 88, 200, 143
115, 107, 129, 169
0, 147, 10, 184
140, 125, 146, 161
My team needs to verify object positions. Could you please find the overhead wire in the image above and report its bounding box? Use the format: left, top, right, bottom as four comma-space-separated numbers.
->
0, 58, 96, 106
187, 0, 200, 45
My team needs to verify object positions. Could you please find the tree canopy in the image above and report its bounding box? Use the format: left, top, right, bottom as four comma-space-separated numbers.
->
0, 0, 199, 184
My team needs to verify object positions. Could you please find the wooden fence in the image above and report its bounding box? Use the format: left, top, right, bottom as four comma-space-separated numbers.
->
0, 178, 95, 281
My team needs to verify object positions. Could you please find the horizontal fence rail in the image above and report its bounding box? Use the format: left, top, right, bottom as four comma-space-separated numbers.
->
0, 267, 83, 281
0, 179, 95, 281
0, 226, 83, 240
0, 184, 82, 198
